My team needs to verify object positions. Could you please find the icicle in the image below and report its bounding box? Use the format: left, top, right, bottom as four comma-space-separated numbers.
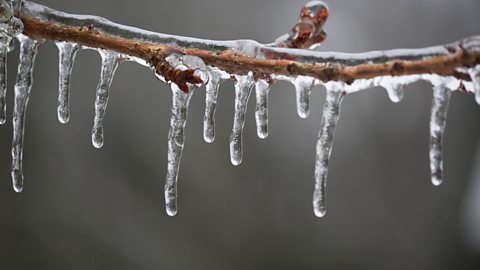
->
165, 84, 194, 216
376, 76, 405, 103
255, 79, 270, 139
56, 42, 80, 124
429, 83, 451, 186
203, 67, 228, 143
0, 1, 23, 124
292, 76, 314, 118
313, 83, 345, 217
0, 45, 6, 124
468, 66, 480, 105
230, 74, 254, 166
91, 50, 121, 148
11, 35, 39, 192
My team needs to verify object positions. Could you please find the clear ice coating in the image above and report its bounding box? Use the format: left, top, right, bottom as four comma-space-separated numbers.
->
313, 83, 345, 217
165, 84, 194, 216
292, 76, 315, 118
203, 66, 229, 143
469, 65, 480, 105
91, 50, 121, 148
56, 42, 80, 124
11, 35, 39, 192
255, 79, 270, 139
375, 76, 406, 103
230, 74, 254, 166
429, 83, 451, 186
0, 1, 24, 124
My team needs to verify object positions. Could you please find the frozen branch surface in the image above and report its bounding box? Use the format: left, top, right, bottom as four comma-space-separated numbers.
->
20, 1, 480, 87
6, 0, 480, 217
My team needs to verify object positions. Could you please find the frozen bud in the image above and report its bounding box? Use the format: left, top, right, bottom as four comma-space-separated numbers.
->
5, 17, 23, 36
164, 54, 208, 92
289, 21, 315, 46
300, 1, 329, 27
0, 1, 12, 23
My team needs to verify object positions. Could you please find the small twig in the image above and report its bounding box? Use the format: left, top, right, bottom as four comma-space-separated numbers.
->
19, 1, 480, 88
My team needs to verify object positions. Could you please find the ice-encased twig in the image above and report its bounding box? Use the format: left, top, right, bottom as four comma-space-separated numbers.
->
11, 34, 39, 192
313, 83, 345, 217
56, 41, 80, 124
91, 50, 121, 148
292, 76, 314, 118
20, 1, 480, 85
230, 74, 254, 166
203, 67, 228, 143
165, 84, 194, 216
429, 83, 451, 186
254, 79, 270, 139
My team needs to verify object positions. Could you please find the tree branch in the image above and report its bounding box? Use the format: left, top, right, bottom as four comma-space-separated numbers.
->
18, 1, 480, 88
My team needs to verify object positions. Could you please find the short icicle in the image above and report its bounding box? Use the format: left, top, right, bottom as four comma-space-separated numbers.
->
56, 42, 80, 124
91, 50, 121, 148
293, 76, 314, 118
254, 79, 270, 139
313, 83, 345, 217
468, 66, 480, 105
429, 83, 451, 186
203, 67, 227, 143
11, 35, 39, 192
230, 74, 254, 166
165, 84, 194, 216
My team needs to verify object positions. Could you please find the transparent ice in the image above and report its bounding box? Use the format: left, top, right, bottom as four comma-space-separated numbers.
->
230, 74, 254, 166
165, 84, 194, 216
11, 35, 39, 192
254, 79, 270, 139
56, 42, 80, 124
0, 0, 23, 124
203, 66, 229, 143
313, 82, 345, 217
91, 50, 121, 148
429, 83, 451, 186
292, 76, 315, 118
469, 65, 480, 105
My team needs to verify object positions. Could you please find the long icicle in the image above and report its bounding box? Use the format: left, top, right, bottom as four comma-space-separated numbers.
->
91, 50, 120, 148
429, 83, 451, 186
313, 84, 345, 217
56, 42, 80, 124
0, 45, 7, 124
255, 79, 270, 139
165, 84, 194, 216
11, 34, 39, 192
203, 67, 222, 143
230, 74, 254, 166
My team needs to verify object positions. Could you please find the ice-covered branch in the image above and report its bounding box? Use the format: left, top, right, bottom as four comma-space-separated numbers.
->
2, 0, 480, 218
19, 1, 480, 87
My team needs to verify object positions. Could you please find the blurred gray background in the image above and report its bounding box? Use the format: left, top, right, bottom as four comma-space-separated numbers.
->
1, 0, 480, 269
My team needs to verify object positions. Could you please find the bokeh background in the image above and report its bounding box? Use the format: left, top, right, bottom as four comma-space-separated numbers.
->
1, 0, 480, 269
